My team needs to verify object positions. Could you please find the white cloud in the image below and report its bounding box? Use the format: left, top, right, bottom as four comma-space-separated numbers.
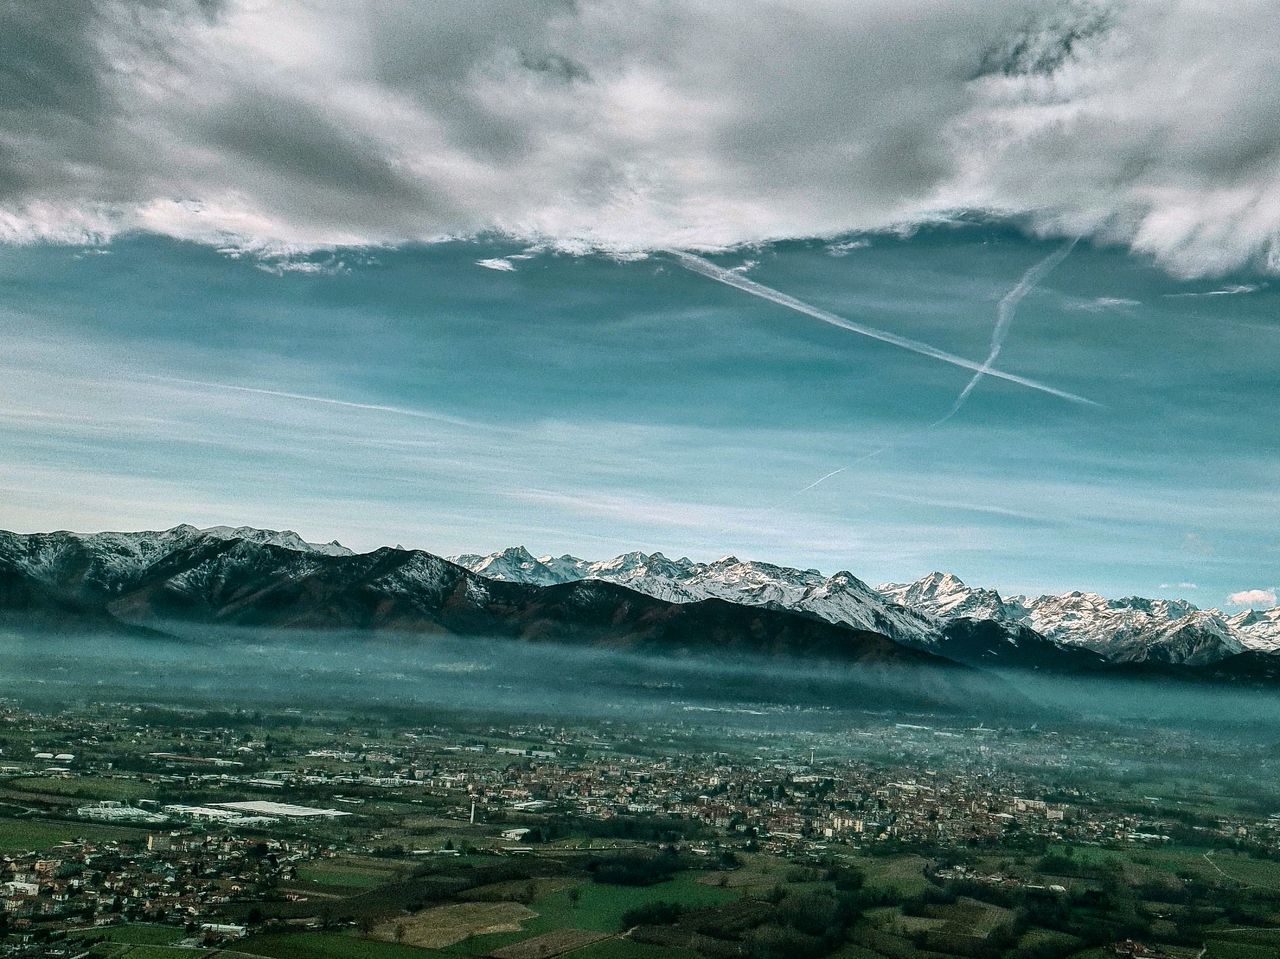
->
827, 239, 872, 257
1227, 588, 1277, 607
1164, 284, 1265, 298
3, 1, 1280, 275
1068, 296, 1142, 312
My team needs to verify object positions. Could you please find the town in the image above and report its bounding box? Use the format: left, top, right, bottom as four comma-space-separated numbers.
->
0, 697, 1277, 959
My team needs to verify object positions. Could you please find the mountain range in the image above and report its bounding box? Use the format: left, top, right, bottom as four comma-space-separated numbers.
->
453, 546, 1280, 668
1, 525, 1276, 693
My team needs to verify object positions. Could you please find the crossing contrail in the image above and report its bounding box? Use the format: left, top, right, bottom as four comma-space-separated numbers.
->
933, 237, 1079, 426
794, 242, 1080, 494
667, 244, 1096, 513
664, 248, 1097, 407
795, 465, 848, 494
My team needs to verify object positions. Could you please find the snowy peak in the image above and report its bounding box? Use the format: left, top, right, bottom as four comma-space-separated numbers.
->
449, 546, 578, 585
453, 548, 940, 648
5, 523, 1279, 673
878, 571, 1022, 623
1226, 606, 1280, 652
875, 573, 1267, 665
0, 525, 357, 610
535, 553, 595, 583
197, 525, 353, 557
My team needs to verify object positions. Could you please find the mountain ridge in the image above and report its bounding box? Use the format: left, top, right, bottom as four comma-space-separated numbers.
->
454, 546, 1279, 666
3, 525, 1275, 682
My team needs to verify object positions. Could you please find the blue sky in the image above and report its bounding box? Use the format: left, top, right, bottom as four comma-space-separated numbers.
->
2, 1, 1279, 607
1, 223, 1275, 604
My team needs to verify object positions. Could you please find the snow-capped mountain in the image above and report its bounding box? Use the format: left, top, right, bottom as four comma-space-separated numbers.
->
878, 571, 1025, 623
0, 527, 984, 710
1226, 607, 1280, 652
0, 525, 354, 606
5, 524, 1274, 677
880, 572, 1265, 666
451, 549, 945, 649
450, 547, 589, 586
455, 549, 1280, 667
198, 525, 354, 557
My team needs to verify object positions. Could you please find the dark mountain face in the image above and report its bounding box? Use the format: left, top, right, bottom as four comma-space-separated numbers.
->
1, 527, 1271, 701
937, 619, 1113, 673
0, 528, 1031, 714
0, 529, 946, 666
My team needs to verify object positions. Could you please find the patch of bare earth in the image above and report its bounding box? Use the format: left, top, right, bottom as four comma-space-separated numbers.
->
374, 901, 535, 948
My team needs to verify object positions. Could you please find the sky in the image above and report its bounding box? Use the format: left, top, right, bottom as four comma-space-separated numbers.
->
0, 0, 1277, 606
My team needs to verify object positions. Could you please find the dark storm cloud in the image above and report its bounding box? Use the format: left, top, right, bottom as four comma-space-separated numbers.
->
1, 0, 1278, 274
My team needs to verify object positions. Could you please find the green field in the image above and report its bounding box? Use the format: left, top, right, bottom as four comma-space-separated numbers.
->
239, 931, 431, 959
564, 939, 698, 959
9, 775, 156, 802
71, 924, 187, 945
242, 871, 738, 959
859, 854, 933, 896
0, 815, 147, 852
1054, 841, 1280, 891
88, 946, 220, 959
295, 857, 406, 890
437, 871, 738, 956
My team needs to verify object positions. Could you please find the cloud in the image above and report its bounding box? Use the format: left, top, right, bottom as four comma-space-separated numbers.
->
1068, 296, 1142, 312
1227, 588, 1277, 607
1163, 284, 1265, 298
2, 1, 1280, 275
826, 239, 872, 257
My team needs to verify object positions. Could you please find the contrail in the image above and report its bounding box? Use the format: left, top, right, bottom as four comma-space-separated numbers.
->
664, 248, 1097, 407
933, 237, 1079, 426
795, 466, 847, 494
141, 375, 478, 427
780, 237, 1084, 497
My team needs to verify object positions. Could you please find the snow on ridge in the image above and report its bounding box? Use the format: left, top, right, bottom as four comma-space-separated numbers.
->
454, 548, 938, 648
879, 570, 1276, 662
455, 549, 1280, 664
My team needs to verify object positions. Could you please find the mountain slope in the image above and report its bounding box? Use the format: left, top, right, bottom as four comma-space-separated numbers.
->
880, 571, 1258, 666
5, 526, 1275, 686
451, 549, 941, 648
0, 528, 959, 676
458, 548, 1279, 671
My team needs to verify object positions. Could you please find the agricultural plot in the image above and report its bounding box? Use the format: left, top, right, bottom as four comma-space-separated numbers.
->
239, 931, 430, 959
859, 854, 933, 896
0, 815, 146, 852
374, 900, 536, 948
429, 870, 741, 957
295, 856, 407, 890
69, 923, 187, 945
9, 775, 155, 801
487, 928, 609, 958
86, 946, 224, 959
559, 939, 698, 959
460, 876, 578, 901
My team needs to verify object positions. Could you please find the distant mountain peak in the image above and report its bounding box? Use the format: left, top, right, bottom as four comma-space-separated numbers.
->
455, 546, 939, 649
9, 522, 1277, 672
196, 525, 354, 557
